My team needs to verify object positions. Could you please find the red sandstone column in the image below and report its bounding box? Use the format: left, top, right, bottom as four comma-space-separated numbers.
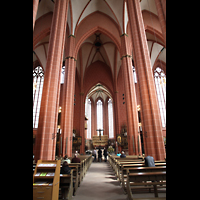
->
121, 35, 139, 155
113, 91, 120, 138
35, 0, 69, 161
155, 0, 166, 46
79, 93, 85, 154
33, 0, 39, 30
127, 0, 165, 160
113, 48, 120, 138
60, 35, 76, 158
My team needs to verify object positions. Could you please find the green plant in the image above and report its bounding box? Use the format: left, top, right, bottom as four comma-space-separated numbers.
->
107, 146, 114, 153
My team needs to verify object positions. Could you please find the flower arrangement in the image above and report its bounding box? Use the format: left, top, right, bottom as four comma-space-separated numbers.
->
107, 146, 114, 154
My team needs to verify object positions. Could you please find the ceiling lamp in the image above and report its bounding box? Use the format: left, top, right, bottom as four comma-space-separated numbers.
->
94, 33, 102, 51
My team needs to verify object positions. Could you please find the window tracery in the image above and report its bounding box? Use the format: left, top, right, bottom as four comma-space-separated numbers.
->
97, 99, 103, 135
33, 66, 44, 128
154, 67, 166, 127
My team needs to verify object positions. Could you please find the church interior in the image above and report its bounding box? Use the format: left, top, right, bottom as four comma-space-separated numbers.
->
33, 0, 166, 199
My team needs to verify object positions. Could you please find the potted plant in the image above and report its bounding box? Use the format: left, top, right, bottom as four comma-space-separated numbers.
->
107, 146, 114, 154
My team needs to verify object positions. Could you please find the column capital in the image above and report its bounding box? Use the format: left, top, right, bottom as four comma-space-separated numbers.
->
120, 33, 128, 37
65, 56, 77, 61
68, 34, 76, 38
120, 54, 132, 60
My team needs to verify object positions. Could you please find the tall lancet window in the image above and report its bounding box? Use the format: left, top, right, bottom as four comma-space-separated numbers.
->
60, 65, 65, 84
132, 66, 137, 83
97, 99, 103, 135
87, 98, 92, 139
154, 67, 166, 127
108, 98, 114, 138
33, 66, 44, 128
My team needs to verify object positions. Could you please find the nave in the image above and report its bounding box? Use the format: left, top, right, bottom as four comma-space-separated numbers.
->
72, 162, 127, 200
72, 161, 166, 200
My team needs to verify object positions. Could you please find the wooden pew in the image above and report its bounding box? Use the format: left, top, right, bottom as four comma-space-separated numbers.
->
116, 161, 145, 180
59, 170, 73, 200
118, 162, 166, 183
60, 155, 92, 196
69, 154, 92, 180
67, 165, 78, 196
108, 154, 144, 177
68, 163, 83, 187
121, 166, 166, 193
126, 171, 166, 200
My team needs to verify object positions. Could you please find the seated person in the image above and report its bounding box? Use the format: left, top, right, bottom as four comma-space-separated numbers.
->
71, 153, 81, 163
120, 151, 126, 158
60, 162, 72, 199
61, 154, 71, 164
60, 161, 71, 174
144, 156, 155, 167
116, 152, 121, 156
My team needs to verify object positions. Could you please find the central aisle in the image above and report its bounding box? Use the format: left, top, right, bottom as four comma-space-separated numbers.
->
73, 162, 127, 200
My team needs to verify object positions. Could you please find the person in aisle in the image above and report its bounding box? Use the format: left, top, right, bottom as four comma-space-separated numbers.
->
98, 148, 102, 162
61, 154, 71, 164
120, 151, 126, 158
103, 147, 108, 162
71, 153, 81, 163
92, 147, 97, 162
75, 150, 80, 156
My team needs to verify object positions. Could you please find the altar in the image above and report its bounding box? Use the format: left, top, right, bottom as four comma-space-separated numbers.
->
92, 135, 108, 147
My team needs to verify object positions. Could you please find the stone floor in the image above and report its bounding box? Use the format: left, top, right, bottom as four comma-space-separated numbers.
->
72, 161, 128, 200
70, 161, 166, 200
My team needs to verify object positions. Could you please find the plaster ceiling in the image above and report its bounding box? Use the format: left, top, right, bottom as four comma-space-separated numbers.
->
76, 32, 118, 79
146, 32, 166, 68
33, 0, 166, 99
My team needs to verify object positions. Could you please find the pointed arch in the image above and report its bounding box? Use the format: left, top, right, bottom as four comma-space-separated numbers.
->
74, 11, 121, 58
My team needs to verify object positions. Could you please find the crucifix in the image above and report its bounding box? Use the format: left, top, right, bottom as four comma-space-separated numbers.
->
96, 129, 104, 140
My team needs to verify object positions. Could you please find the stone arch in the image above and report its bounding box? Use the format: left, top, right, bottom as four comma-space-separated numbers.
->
33, 12, 53, 48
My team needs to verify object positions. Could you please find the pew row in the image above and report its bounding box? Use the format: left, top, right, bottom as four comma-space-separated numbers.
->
126, 171, 166, 200
121, 166, 166, 193
118, 162, 166, 185
59, 170, 73, 200
59, 154, 92, 199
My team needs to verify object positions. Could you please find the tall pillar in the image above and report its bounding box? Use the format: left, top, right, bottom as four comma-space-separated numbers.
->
127, 0, 165, 160
155, 0, 166, 46
113, 47, 120, 138
35, 0, 69, 161
33, 0, 39, 30
121, 35, 139, 155
60, 35, 76, 158
79, 93, 85, 154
